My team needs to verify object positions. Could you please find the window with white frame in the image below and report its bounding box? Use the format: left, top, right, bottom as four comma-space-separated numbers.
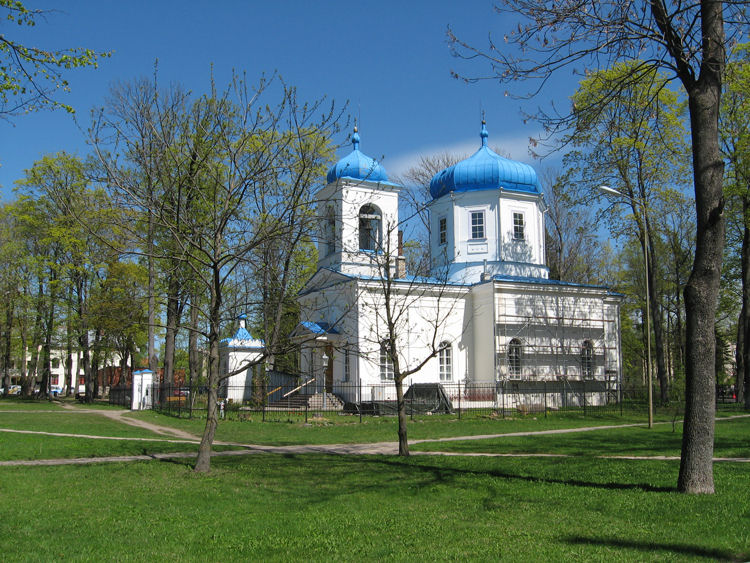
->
508, 338, 522, 378
513, 212, 525, 241
438, 216, 447, 245
439, 342, 452, 381
470, 210, 485, 240
380, 341, 394, 380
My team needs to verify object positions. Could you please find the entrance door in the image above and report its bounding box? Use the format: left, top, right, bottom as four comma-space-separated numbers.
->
325, 344, 334, 393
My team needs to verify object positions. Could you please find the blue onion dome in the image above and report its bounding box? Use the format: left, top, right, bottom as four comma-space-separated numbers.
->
429, 121, 539, 199
326, 126, 389, 184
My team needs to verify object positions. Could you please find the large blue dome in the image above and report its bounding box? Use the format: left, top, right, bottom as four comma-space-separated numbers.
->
326, 128, 389, 184
429, 122, 538, 199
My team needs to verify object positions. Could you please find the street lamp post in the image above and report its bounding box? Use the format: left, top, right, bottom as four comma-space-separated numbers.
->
321, 351, 329, 410
599, 185, 653, 428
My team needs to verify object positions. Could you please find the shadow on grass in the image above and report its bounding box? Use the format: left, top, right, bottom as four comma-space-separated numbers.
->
365, 456, 676, 493
565, 535, 746, 561
200, 452, 676, 495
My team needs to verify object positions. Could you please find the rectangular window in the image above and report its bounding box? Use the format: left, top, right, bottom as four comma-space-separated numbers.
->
438, 217, 447, 245
380, 342, 394, 380
51, 358, 60, 369
470, 211, 485, 240
513, 212, 525, 240
439, 345, 452, 381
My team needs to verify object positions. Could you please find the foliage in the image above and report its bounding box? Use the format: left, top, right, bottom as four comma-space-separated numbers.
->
0, 0, 108, 117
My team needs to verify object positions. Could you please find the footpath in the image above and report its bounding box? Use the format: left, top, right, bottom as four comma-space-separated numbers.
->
1, 405, 749, 467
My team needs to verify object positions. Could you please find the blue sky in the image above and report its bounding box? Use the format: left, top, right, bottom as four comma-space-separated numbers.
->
0, 0, 574, 199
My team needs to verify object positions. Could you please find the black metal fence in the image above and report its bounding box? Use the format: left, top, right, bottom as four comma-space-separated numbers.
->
110, 379, 743, 420
141, 379, 629, 421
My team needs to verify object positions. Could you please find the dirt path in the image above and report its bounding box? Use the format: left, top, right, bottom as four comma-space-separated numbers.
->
58, 403, 200, 441
1, 408, 748, 467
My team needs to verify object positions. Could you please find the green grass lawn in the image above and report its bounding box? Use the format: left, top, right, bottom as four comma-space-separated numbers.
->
0, 454, 748, 561
0, 402, 749, 560
411, 415, 750, 459
126, 408, 688, 446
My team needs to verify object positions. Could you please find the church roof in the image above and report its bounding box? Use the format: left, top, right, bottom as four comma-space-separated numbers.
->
429, 122, 539, 199
298, 321, 339, 335
326, 127, 389, 184
221, 314, 264, 349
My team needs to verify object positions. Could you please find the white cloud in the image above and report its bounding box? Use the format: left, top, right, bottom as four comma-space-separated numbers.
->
383, 131, 543, 179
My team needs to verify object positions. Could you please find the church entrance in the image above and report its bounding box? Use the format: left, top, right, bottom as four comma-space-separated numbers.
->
325, 344, 334, 393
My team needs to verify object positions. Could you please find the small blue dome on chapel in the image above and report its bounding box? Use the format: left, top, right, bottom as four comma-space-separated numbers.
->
326, 127, 389, 184
429, 122, 539, 199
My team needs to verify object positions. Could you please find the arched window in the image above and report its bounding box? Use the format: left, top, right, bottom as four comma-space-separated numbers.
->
581, 340, 595, 378
439, 342, 452, 381
325, 206, 336, 256
508, 338, 522, 378
380, 340, 394, 380
359, 204, 381, 251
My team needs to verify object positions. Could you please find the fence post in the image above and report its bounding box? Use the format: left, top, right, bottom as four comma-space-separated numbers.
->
359, 379, 362, 424
410, 383, 414, 421
583, 379, 587, 417
544, 381, 547, 418
502, 382, 505, 419
458, 381, 462, 420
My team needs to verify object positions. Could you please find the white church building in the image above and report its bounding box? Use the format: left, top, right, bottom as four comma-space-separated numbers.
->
293, 123, 623, 409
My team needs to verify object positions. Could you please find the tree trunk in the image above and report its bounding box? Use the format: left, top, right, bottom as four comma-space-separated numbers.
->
65, 298, 73, 396
646, 228, 669, 403
194, 270, 222, 473
677, 57, 726, 494
188, 294, 200, 390
39, 268, 57, 399
734, 303, 747, 408
2, 301, 13, 394
675, 277, 685, 376
148, 211, 158, 374
740, 214, 750, 409
162, 272, 181, 396
79, 321, 92, 402
394, 375, 409, 456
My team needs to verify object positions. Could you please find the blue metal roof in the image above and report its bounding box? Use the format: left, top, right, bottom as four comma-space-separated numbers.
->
299, 321, 339, 335
326, 127, 389, 184
232, 326, 253, 341
429, 122, 539, 199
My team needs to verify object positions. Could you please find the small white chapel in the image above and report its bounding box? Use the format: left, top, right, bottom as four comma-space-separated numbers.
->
294, 122, 623, 407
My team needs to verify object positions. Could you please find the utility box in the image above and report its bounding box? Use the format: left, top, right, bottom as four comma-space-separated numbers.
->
131, 369, 154, 411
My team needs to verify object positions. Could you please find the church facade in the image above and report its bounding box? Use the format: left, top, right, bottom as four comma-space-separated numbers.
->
295, 124, 622, 407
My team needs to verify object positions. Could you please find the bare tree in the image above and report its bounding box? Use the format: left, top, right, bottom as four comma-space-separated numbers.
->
93, 73, 341, 472
360, 214, 467, 456
449, 0, 747, 494
541, 168, 604, 284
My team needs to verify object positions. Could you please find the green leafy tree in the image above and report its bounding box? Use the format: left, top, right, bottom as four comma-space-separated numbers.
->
563, 62, 691, 405
721, 43, 750, 409
16, 152, 117, 399
450, 0, 744, 494
0, 0, 107, 117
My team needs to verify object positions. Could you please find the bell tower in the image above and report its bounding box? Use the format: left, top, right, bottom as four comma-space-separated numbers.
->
316, 127, 401, 277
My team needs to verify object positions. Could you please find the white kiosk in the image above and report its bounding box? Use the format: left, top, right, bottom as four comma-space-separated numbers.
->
131, 369, 154, 411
